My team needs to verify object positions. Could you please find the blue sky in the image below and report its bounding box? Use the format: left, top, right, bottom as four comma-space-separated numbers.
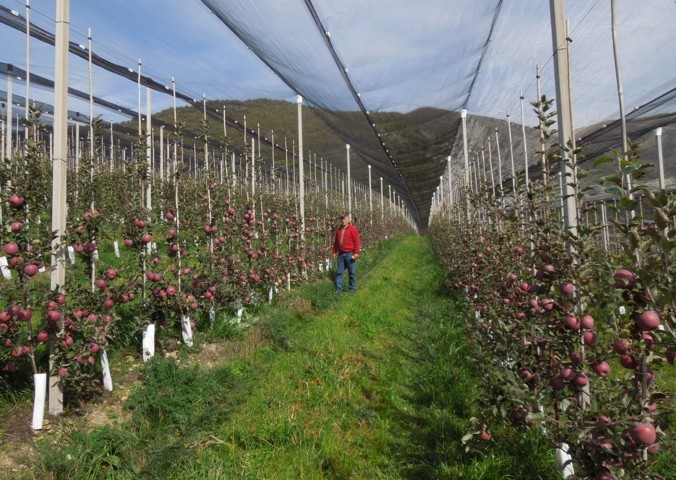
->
0, 0, 295, 124
1, 0, 675, 128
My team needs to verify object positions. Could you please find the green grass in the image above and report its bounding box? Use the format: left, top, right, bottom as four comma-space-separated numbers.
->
27, 235, 560, 479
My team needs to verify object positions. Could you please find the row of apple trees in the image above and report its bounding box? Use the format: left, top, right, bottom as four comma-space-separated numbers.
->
429, 134, 673, 479
0, 109, 412, 403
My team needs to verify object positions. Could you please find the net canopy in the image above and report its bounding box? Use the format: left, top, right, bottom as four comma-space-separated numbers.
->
1, 0, 675, 227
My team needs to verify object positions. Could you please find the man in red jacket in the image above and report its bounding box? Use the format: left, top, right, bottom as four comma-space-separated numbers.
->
333, 214, 361, 293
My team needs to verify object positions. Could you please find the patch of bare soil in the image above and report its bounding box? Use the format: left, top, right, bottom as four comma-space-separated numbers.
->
0, 405, 37, 479
188, 324, 270, 370
0, 355, 143, 477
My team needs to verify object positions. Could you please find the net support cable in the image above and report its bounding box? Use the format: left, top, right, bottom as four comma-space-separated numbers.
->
0, 4, 305, 170
301, 0, 418, 222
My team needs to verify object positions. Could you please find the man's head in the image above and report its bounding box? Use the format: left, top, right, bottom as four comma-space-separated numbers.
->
339, 215, 351, 227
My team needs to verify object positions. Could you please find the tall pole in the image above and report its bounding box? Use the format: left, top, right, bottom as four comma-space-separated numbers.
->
297, 96, 305, 238
88, 29, 94, 165
656, 128, 665, 189
549, 0, 578, 243
494, 129, 503, 195
447, 156, 453, 206
610, 0, 632, 197
461, 109, 470, 220
461, 109, 469, 186
203, 94, 209, 174
137, 59, 142, 138
5, 65, 12, 161
380, 177, 384, 219
159, 126, 164, 182
368, 164, 372, 223
536, 65, 548, 188
519, 90, 530, 193
271, 130, 275, 171
50, 0, 70, 416
507, 114, 517, 200
346, 144, 352, 216
487, 138, 496, 197
24, 0, 31, 136
109, 120, 114, 172
172, 77, 177, 180
146, 87, 152, 211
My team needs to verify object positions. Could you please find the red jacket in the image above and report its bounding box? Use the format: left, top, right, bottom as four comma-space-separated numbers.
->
333, 224, 361, 255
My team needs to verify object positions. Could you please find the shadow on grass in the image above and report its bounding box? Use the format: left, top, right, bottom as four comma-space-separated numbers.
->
389, 289, 560, 480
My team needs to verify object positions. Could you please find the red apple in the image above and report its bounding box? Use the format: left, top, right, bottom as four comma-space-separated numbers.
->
95, 278, 108, 289
541, 298, 554, 311
36, 331, 49, 343
635, 311, 660, 331
613, 338, 631, 355
8, 193, 25, 208
558, 282, 575, 295
583, 331, 597, 346
23, 264, 39, 277
10, 221, 22, 232
564, 316, 580, 330
620, 355, 636, 369
613, 269, 636, 289
3, 242, 19, 256
550, 376, 566, 391
580, 314, 594, 329
643, 332, 657, 349
572, 373, 589, 387
592, 361, 611, 377
628, 422, 656, 446
598, 415, 612, 425
140, 233, 153, 244
106, 268, 118, 280
647, 443, 660, 455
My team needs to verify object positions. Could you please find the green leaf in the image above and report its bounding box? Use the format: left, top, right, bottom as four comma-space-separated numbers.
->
525, 411, 545, 423
605, 186, 623, 197
594, 156, 615, 166
559, 398, 572, 412
619, 197, 638, 211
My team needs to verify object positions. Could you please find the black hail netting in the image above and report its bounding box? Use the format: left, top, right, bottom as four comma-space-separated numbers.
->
201, 0, 505, 225
200, 0, 676, 225
1, 0, 675, 227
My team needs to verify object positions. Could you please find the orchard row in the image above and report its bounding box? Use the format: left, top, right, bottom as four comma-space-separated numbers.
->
429, 143, 674, 479
1, 112, 413, 408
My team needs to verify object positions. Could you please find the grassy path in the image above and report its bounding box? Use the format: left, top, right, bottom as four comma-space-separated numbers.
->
29, 235, 558, 479
212, 234, 445, 478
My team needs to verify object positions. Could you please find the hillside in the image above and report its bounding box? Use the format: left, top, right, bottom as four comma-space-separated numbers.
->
116, 98, 674, 224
